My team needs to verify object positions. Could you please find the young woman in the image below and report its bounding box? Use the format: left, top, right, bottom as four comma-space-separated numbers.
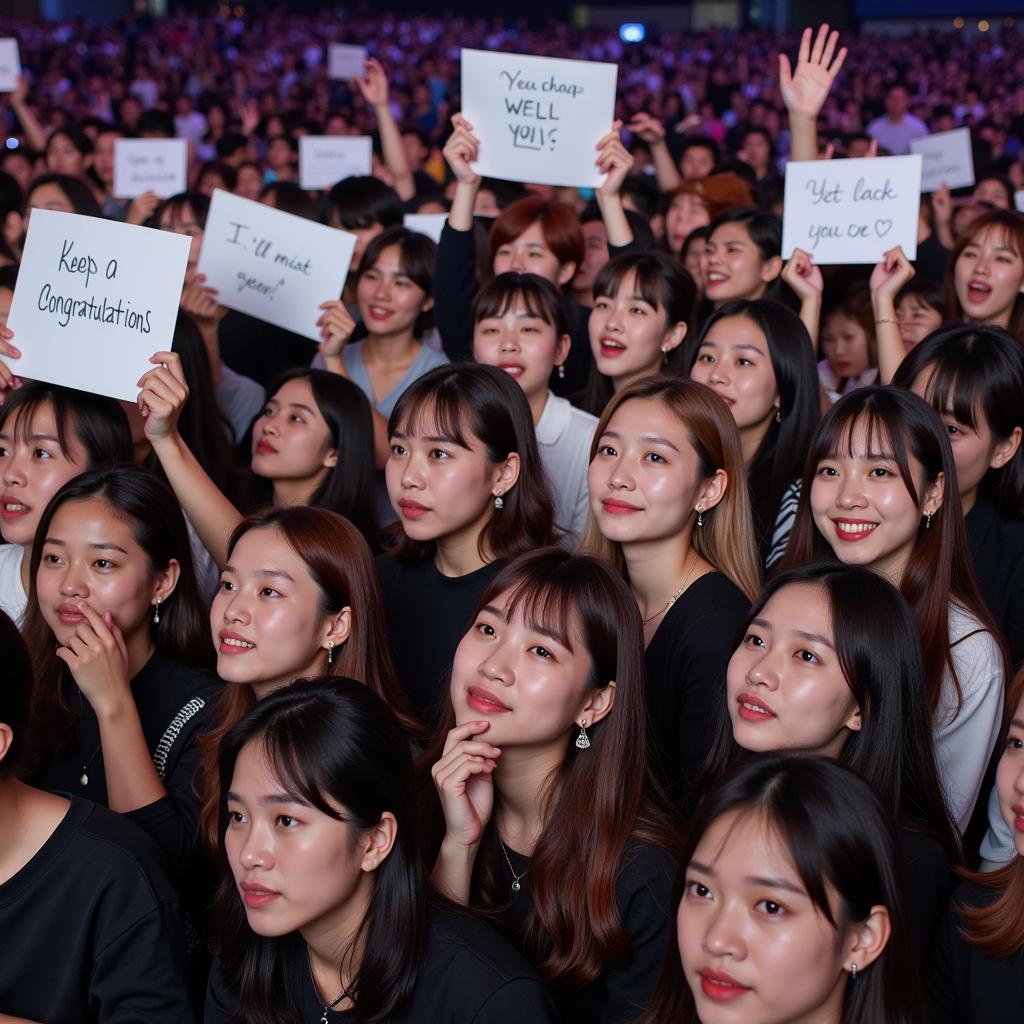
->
198, 505, 421, 842
704, 562, 957, 965
0, 608, 195, 1024
579, 251, 695, 417
928, 670, 1024, 1022
687, 298, 821, 565
892, 325, 1024, 667
819, 286, 879, 403
782, 386, 1007, 835
583, 377, 762, 809
643, 755, 922, 1024
895, 276, 946, 350
702, 207, 783, 310
206, 677, 558, 1023
139, 351, 379, 564
379, 363, 555, 722
471, 272, 597, 548
23, 466, 218, 872
23, 172, 104, 221
430, 549, 681, 1023
0, 383, 133, 624
945, 209, 1024, 339
435, 113, 634, 396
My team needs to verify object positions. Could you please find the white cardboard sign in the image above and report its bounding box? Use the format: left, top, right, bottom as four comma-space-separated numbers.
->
298, 135, 373, 190
6, 210, 190, 401
0, 39, 21, 93
782, 155, 923, 265
909, 128, 975, 193
328, 44, 367, 80
196, 190, 357, 341
460, 48, 618, 188
403, 213, 447, 243
1016, 190, 1024, 214
113, 138, 189, 199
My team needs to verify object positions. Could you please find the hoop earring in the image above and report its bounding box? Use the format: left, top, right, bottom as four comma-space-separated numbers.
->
152, 598, 162, 625
326, 640, 334, 666
695, 504, 704, 528
575, 719, 591, 750
494, 488, 504, 510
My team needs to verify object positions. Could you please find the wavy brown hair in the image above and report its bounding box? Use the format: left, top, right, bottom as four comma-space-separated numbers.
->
581, 376, 762, 601
198, 507, 423, 845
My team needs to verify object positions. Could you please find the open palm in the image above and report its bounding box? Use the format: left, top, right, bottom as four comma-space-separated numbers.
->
779, 25, 847, 122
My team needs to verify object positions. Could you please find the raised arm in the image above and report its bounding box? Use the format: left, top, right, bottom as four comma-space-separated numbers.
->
628, 112, 682, 193
779, 25, 847, 163
9, 75, 47, 154
443, 113, 482, 231
357, 59, 415, 203
781, 249, 824, 350
595, 121, 636, 248
870, 246, 915, 384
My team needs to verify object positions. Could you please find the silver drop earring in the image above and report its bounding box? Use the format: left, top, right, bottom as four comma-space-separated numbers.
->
850, 963, 858, 980
494, 488, 504, 510
925, 512, 933, 529
326, 640, 334, 666
152, 599, 161, 624
695, 505, 704, 528
575, 720, 590, 750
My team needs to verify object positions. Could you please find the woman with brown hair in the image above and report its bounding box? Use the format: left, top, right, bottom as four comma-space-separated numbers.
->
429, 548, 681, 1023
582, 376, 761, 810
197, 505, 421, 843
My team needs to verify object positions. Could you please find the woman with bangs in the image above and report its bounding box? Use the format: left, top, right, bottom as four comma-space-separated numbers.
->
430, 549, 681, 1022
583, 377, 762, 810
379, 364, 556, 722
782, 387, 1006, 839
435, 113, 637, 396
471, 272, 597, 547
580, 252, 696, 418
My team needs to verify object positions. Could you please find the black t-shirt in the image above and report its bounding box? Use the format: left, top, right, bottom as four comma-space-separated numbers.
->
965, 495, 1024, 667
204, 903, 558, 1023
0, 796, 194, 1024
377, 553, 503, 723
928, 879, 1024, 1023
494, 840, 678, 1023
900, 828, 954, 974
643, 571, 750, 811
31, 651, 222, 876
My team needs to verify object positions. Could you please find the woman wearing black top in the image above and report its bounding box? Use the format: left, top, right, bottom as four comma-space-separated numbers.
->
205, 676, 556, 1024
702, 562, 958, 969
431, 549, 681, 1024
23, 466, 218, 873
582, 377, 762, 810
929, 671, 1024, 1022
378, 364, 555, 723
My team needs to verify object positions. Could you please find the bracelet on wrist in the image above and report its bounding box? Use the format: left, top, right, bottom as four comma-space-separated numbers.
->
875, 317, 897, 325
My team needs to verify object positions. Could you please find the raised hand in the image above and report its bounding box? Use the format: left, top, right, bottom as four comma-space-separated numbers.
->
627, 112, 667, 147
595, 121, 635, 198
431, 721, 500, 850
355, 58, 390, 109
126, 190, 160, 226
779, 24, 847, 123
55, 605, 132, 718
0, 326, 22, 391
137, 350, 189, 443
180, 273, 225, 328
443, 113, 482, 187
782, 248, 824, 301
316, 300, 357, 369
870, 245, 915, 302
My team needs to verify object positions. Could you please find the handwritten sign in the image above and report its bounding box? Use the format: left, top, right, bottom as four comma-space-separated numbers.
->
113, 138, 189, 199
0, 39, 21, 93
196, 190, 356, 341
460, 49, 618, 188
782, 155, 923, 265
909, 128, 975, 193
6, 210, 189, 401
403, 213, 447, 244
328, 44, 367, 80
298, 136, 373, 191
1016, 191, 1024, 214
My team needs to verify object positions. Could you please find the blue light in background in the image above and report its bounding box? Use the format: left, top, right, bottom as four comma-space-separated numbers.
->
620, 23, 645, 43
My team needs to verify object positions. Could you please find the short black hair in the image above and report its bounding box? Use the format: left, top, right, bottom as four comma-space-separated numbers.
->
322, 175, 403, 231
136, 109, 176, 138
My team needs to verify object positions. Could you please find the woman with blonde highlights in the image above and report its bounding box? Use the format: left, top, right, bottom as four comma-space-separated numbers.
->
583, 377, 761, 809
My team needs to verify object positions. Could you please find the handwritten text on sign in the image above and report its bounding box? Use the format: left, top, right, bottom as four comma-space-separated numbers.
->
6, 210, 190, 400
782, 155, 923, 265
114, 138, 189, 199
328, 44, 367, 80
196, 190, 356, 341
909, 128, 975, 193
299, 136, 373, 190
460, 49, 617, 188
0, 39, 21, 93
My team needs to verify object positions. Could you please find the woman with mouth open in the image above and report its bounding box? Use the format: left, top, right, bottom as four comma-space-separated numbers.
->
640, 756, 923, 1024
429, 549, 681, 1023
782, 386, 1007, 846
702, 561, 958, 970
582, 376, 762, 811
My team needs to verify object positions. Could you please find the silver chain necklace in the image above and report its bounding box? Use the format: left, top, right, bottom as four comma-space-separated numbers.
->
641, 551, 700, 625
307, 948, 346, 1024
498, 836, 528, 893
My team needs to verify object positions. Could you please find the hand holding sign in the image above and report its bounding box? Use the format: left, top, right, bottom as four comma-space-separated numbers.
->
443, 114, 482, 187
0, 325, 23, 391
315, 300, 357, 373
869, 245, 915, 303
782, 249, 824, 303
137, 350, 189, 445
594, 122, 635, 198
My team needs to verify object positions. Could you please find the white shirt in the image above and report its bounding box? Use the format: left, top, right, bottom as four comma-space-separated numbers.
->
535, 392, 597, 550
934, 604, 1005, 833
0, 544, 28, 627
865, 113, 929, 155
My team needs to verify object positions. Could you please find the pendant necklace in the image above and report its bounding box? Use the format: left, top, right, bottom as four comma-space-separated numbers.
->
79, 743, 101, 786
307, 948, 346, 1024
498, 836, 528, 893
641, 551, 700, 626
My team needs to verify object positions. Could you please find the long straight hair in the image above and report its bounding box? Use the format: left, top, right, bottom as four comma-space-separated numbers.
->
959, 667, 1024, 958
703, 562, 959, 861
781, 386, 1002, 715
685, 298, 821, 559
213, 678, 425, 1024
22, 466, 212, 756
199, 507, 423, 845
385, 363, 555, 563
427, 549, 682, 983
642, 755, 924, 1024
581, 376, 762, 601
892, 323, 1024, 519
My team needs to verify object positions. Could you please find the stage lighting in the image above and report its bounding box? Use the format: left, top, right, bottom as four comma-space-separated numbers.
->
5, 138, 18, 150
620, 24, 645, 44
